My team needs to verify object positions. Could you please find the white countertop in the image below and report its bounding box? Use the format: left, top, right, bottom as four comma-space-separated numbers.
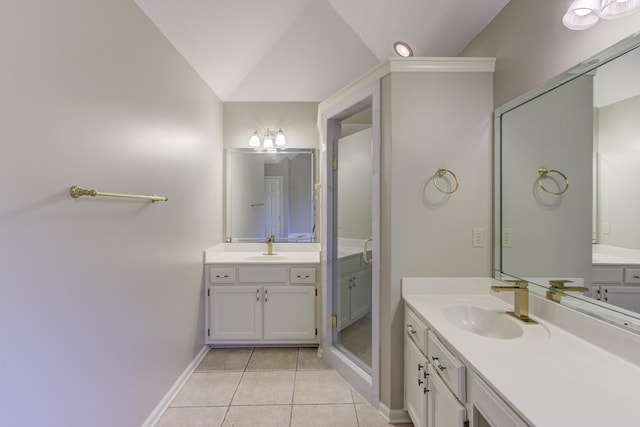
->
204, 243, 320, 264
403, 277, 640, 427
593, 244, 640, 266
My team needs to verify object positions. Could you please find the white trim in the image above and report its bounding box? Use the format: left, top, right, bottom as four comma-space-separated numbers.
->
377, 401, 412, 424
141, 345, 209, 427
319, 57, 495, 114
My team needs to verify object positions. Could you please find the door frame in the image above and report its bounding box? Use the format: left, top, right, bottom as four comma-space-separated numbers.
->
320, 80, 381, 406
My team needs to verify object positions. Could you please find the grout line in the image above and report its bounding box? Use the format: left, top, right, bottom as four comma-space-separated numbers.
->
220, 347, 254, 425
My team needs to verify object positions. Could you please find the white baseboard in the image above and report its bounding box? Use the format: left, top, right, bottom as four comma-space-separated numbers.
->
378, 401, 412, 424
141, 345, 209, 427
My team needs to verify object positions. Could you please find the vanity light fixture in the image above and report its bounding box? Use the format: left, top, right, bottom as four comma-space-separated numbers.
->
563, 0, 640, 30
248, 128, 286, 152
393, 41, 413, 57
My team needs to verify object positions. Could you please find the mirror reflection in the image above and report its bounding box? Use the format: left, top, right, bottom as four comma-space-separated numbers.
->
225, 149, 316, 242
497, 34, 640, 331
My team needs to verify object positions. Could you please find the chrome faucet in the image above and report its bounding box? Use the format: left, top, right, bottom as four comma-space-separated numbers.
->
546, 280, 588, 303
491, 280, 538, 324
266, 235, 275, 255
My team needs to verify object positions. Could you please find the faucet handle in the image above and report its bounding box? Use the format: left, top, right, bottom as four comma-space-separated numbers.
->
549, 279, 573, 289
505, 279, 528, 289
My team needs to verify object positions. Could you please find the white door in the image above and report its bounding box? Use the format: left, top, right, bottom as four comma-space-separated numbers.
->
602, 286, 640, 312
263, 285, 315, 340
428, 365, 467, 427
209, 286, 262, 341
264, 176, 283, 238
405, 336, 428, 427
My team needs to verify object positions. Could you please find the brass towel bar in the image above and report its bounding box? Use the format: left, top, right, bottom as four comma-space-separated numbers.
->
69, 185, 168, 203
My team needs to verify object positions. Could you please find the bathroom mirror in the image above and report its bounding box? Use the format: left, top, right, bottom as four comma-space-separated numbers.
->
224, 149, 316, 242
495, 32, 640, 332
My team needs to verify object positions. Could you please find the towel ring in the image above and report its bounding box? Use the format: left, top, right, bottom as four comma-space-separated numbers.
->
537, 168, 569, 195
433, 168, 459, 194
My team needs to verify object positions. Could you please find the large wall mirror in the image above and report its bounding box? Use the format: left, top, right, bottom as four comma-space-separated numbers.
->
495, 33, 640, 332
225, 149, 316, 242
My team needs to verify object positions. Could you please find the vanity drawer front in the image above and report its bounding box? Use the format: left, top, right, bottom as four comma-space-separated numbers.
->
428, 332, 466, 402
405, 306, 428, 355
238, 267, 287, 283
209, 267, 236, 284
290, 267, 316, 284
592, 267, 623, 283
624, 268, 640, 284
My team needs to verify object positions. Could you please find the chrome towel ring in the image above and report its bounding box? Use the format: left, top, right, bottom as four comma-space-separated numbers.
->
433, 167, 459, 194
537, 168, 569, 195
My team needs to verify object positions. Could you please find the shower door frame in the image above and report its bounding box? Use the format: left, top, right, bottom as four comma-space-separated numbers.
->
320, 80, 381, 406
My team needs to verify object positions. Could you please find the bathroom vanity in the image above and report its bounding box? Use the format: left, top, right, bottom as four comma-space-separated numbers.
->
403, 277, 640, 427
204, 244, 320, 346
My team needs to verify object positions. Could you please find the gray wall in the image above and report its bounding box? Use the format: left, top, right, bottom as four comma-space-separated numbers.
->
380, 70, 494, 410
461, 0, 640, 108
0, 1, 223, 426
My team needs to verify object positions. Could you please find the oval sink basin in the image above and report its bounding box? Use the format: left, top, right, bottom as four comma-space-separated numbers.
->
245, 254, 288, 261
442, 306, 523, 339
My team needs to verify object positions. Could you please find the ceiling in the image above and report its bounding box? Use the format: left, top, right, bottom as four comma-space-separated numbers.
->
134, 0, 510, 102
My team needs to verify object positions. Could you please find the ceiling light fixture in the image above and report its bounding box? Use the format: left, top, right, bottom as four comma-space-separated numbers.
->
393, 41, 413, 57
563, 0, 640, 30
249, 128, 286, 152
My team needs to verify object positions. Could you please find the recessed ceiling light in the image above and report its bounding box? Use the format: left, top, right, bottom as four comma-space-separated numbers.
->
393, 41, 413, 57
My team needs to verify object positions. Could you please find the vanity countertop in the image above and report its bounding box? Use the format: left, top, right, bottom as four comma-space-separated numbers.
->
403, 277, 640, 427
205, 243, 320, 264
593, 244, 640, 266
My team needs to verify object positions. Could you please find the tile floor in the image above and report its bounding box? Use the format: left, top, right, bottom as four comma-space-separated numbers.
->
339, 314, 372, 368
156, 347, 413, 427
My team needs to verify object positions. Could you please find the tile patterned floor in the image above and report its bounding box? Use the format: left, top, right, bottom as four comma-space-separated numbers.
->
156, 347, 412, 427
339, 314, 372, 368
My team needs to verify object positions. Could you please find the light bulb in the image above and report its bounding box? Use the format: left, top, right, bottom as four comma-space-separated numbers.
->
601, 0, 640, 18
249, 131, 260, 148
275, 129, 286, 146
263, 135, 274, 149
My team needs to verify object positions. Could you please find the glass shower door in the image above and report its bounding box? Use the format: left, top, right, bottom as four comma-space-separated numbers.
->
332, 127, 373, 372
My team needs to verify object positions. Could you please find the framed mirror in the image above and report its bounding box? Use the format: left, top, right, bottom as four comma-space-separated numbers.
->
495, 32, 640, 332
224, 148, 316, 242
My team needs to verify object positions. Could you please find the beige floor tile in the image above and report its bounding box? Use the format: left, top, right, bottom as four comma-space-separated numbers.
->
246, 347, 299, 370
222, 405, 291, 426
297, 347, 328, 370
196, 348, 253, 372
232, 371, 295, 405
351, 389, 367, 404
355, 403, 402, 426
293, 370, 353, 404
290, 404, 358, 427
170, 372, 242, 407
156, 407, 227, 427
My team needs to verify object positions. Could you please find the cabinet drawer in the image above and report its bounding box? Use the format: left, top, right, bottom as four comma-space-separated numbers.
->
239, 267, 287, 283
209, 267, 236, 284
405, 306, 428, 355
428, 332, 466, 402
290, 267, 316, 284
624, 268, 640, 284
592, 267, 623, 283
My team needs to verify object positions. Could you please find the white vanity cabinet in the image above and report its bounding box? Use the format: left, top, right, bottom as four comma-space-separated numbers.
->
592, 265, 640, 312
404, 306, 429, 427
337, 254, 372, 329
206, 265, 318, 345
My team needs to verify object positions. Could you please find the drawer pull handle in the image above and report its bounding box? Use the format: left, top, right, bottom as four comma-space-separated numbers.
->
297, 275, 310, 278
265, 289, 268, 302
256, 289, 260, 302
634, 275, 640, 279
431, 356, 447, 371
407, 325, 417, 334
215, 274, 229, 278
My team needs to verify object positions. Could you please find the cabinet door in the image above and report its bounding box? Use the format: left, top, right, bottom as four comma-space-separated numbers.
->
209, 286, 261, 341
602, 286, 640, 312
338, 275, 351, 329
428, 364, 466, 427
350, 269, 371, 321
263, 286, 316, 340
404, 335, 428, 427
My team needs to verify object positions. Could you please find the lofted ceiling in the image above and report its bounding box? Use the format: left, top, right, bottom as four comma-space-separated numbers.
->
134, 0, 510, 102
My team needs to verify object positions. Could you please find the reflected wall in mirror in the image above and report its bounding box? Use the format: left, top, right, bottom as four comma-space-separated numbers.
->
225, 149, 316, 242
496, 33, 640, 332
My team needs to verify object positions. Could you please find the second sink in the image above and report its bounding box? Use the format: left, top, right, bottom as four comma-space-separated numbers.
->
442, 305, 524, 339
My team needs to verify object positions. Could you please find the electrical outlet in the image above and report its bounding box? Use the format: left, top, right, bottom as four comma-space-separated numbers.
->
503, 228, 513, 248
472, 228, 484, 248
